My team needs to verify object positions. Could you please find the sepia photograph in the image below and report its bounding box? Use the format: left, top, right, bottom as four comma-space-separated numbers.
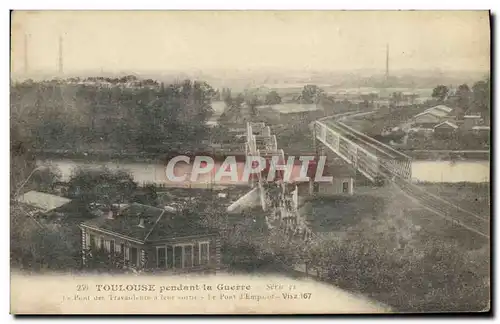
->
9, 10, 491, 314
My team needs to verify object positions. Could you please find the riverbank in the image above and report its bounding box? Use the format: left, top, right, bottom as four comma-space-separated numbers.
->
411, 160, 489, 183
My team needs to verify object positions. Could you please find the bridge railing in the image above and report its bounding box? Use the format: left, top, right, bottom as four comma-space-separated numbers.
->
317, 118, 412, 180
336, 121, 411, 160
315, 120, 380, 181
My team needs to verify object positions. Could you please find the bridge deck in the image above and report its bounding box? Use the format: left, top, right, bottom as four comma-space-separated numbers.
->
317, 115, 489, 239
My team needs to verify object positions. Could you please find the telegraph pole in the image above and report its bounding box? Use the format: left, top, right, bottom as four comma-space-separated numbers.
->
24, 33, 29, 74
385, 43, 390, 83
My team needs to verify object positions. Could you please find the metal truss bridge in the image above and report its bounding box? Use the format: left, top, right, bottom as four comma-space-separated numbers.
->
313, 112, 489, 239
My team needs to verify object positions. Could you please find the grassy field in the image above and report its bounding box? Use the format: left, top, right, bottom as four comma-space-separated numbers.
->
417, 183, 490, 218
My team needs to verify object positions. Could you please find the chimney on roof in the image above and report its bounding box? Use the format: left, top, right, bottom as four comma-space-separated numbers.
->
138, 216, 145, 228
107, 209, 114, 220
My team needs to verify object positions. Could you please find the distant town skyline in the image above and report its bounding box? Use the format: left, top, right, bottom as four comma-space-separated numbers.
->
11, 11, 490, 77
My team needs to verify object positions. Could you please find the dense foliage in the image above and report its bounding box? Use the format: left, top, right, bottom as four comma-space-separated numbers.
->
10, 77, 217, 152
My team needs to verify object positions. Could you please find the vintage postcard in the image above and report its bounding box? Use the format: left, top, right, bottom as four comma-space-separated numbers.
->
10, 10, 490, 314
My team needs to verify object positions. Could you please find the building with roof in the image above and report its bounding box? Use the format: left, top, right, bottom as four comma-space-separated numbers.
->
80, 203, 220, 273
463, 114, 483, 130
412, 105, 454, 129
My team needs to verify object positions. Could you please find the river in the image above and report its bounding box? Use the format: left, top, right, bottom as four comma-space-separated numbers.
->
411, 160, 489, 183
37, 158, 490, 186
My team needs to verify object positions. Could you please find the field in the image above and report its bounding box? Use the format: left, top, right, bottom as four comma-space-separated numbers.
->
417, 183, 490, 218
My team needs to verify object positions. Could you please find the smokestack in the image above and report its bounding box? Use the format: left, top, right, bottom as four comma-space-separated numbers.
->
385, 43, 389, 82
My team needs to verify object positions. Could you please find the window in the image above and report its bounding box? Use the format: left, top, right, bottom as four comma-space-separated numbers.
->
104, 240, 111, 252
199, 242, 210, 266
171, 244, 196, 269
100, 237, 105, 250
157, 247, 166, 268
130, 247, 138, 267
110, 240, 115, 254
342, 181, 349, 193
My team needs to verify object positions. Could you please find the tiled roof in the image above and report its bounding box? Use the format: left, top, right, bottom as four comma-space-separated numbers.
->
415, 105, 453, 119
81, 202, 216, 242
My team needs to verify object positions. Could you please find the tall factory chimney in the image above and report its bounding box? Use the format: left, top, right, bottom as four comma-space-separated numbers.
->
385, 43, 389, 82
24, 33, 29, 74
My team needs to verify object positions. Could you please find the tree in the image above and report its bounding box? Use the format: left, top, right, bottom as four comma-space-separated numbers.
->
10, 77, 218, 154
67, 166, 137, 210
454, 84, 471, 118
431, 85, 449, 103
11, 206, 81, 271
10, 118, 36, 196
390, 91, 403, 107
472, 79, 490, 120
221, 88, 232, 105
244, 93, 261, 118
220, 93, 245, 124
265, 91, 282, 105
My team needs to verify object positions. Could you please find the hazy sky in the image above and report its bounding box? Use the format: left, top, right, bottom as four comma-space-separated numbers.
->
11, 11, 490, 75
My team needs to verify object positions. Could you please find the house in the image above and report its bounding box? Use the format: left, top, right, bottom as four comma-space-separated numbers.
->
463, 115, 482, 130
412, 105, 454, 128
80, 203, 220, 273
433, 121, 458, 137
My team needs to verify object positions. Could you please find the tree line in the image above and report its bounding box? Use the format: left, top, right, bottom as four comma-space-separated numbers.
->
430, 78, 490, 120
10, 78, 218, 153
